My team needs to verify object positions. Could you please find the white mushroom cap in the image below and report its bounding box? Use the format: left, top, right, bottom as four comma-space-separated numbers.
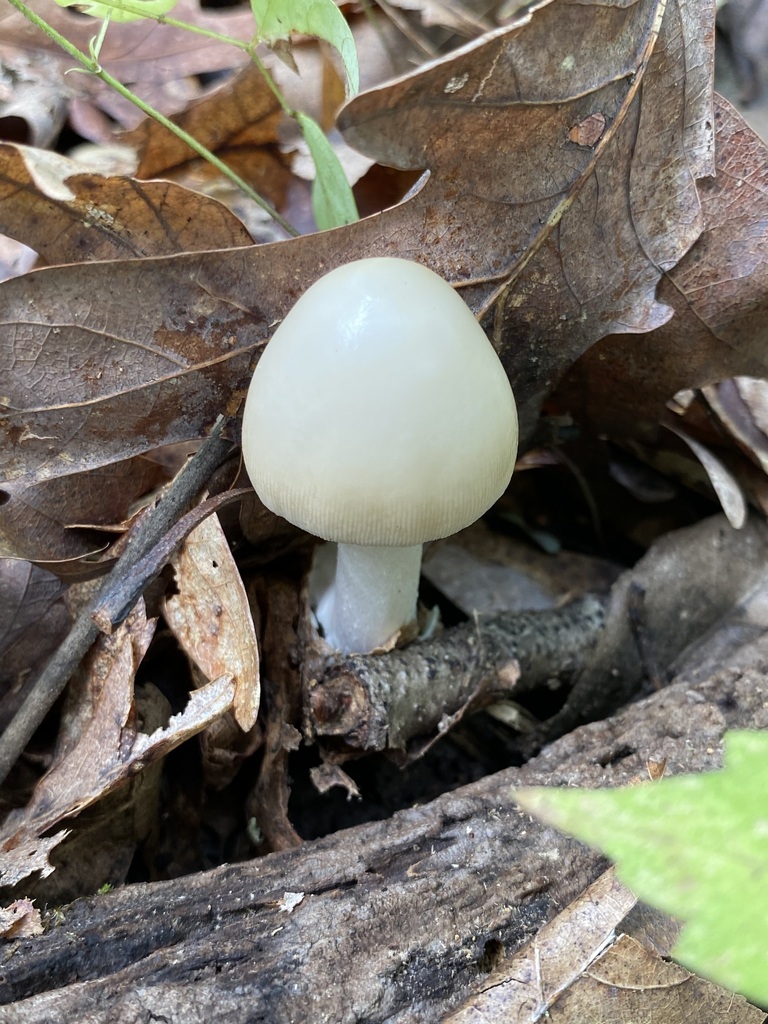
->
241, 257, 518, 546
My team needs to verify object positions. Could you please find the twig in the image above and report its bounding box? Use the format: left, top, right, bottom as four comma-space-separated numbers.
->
91, 486, 252, 633
0, 418, 235, 789
307, 595, 607, 756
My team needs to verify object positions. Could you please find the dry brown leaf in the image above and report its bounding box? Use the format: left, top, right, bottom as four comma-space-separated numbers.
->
553, 934, 764, 1022
0, 456, 167, 564
445, 869, 764, 1022
0, 559, 65, 670
163, 512, 260, 786
0, 249, 262, 525
121, 63, 294, 241
32, 681, 171, 903
0, 897, 43, 939
164, 512, 259, 730
340, 0, 715, 434
0, 830, 69, 889
0, 143, 255, 264
0, 599, 235, 888
557, 95, 768, 444
2, 600, 157, 829
444, 868, 638, 1021
124, 63, 285, 182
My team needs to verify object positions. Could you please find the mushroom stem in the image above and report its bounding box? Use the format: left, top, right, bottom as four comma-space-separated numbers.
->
316, 544, 422, 654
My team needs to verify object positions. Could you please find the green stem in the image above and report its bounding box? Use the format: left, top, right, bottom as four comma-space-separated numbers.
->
251, 51, 296, 117
92, 0, 265, 55
6, 0, 299, 238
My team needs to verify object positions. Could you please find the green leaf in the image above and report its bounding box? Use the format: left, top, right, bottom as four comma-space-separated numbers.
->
53, 0, 178, 22
250, 0, 359, 97
295, 112, 358, 231
515, 730, 768, 1005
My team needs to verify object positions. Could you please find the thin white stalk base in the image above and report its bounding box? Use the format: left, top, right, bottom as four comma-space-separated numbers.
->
315, 544, 422, 654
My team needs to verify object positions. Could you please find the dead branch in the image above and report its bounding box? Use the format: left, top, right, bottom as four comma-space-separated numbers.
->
306, 595, 606, 754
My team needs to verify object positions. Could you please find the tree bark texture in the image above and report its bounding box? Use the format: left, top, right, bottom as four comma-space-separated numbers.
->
1, 661, 765, 1023
307, 595, 606, 755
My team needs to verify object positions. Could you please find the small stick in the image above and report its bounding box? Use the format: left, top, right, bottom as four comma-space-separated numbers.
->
308, 594, 607, 755
0, 418, 235, 789
91, 486, 252, 634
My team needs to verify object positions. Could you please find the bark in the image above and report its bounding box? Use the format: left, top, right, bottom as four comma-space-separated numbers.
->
306, 595, 606, 755
1, 662, 764, 1023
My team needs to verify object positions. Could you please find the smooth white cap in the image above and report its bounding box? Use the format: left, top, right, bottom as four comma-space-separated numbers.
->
241, 257, 518, 546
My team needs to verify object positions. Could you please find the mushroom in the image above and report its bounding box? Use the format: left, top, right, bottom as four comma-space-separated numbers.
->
241, 257, 518, 654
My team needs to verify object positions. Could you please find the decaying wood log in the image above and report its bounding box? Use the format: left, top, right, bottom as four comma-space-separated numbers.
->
1, 659, 764, 1023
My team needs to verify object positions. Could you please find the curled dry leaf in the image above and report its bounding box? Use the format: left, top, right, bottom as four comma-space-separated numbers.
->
643, 378, 768, 524
700, 378, 768, 476
545, 515, 768, 737
385, 0, 493, 37
667, 425, 747, 529
0, 0, 730, 564
0, 50, 68, 149
163, 511, 260, 783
